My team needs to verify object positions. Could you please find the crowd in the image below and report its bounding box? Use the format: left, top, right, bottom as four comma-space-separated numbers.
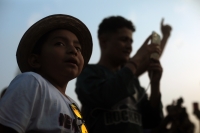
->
0, 14, 199, 133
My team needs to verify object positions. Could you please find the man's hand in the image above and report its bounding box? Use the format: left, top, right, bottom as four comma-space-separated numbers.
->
148, 60, 163, 84
128, 35, 161, 77
159, 18, 172, 56
161, 18, 172, 37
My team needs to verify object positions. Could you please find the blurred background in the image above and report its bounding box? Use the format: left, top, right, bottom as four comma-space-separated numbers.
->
0, 0, 200, 132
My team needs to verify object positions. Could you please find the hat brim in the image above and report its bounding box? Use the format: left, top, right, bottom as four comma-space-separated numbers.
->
16, 14, 93, 73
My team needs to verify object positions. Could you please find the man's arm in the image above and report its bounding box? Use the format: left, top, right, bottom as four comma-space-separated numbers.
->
139, 60, 163, 129
148, 60, 163, 108
160, 18, 172, 55
134, 19, 172, 77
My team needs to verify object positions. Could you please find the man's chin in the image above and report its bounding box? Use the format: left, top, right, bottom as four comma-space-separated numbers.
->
120, 58, 129, 66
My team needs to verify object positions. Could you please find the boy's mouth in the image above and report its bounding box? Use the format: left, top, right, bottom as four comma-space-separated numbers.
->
123, 50, 131, 54
65, 58, 78, 66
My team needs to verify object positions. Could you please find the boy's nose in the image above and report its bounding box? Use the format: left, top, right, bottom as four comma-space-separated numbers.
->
66, 45, 78, 56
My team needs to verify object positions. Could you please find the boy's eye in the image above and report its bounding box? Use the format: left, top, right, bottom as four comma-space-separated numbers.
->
75, 46, 82, 52
55, 42, 65, 46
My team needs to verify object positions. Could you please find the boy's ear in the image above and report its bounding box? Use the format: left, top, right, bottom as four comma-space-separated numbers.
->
28, 54, 41, 69
99, 35, 108, 49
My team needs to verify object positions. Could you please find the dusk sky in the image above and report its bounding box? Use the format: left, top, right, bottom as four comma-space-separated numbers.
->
0, 0, 200, 132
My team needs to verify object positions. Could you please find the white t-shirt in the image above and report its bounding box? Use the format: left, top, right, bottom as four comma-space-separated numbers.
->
0, 72, 81, 133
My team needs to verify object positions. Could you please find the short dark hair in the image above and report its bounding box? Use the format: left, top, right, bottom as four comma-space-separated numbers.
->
98, 16, 136, 37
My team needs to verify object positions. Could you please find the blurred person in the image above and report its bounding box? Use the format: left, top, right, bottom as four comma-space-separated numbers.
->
193, 102, 200, 120
75, 16, 172, 133
0, 14, 93, 133
153, 97, 195, 133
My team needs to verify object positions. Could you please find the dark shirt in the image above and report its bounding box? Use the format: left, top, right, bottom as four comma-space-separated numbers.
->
75, 64, 163, 133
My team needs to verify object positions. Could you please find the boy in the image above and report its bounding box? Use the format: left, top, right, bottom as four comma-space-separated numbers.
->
0, 14, 92, 133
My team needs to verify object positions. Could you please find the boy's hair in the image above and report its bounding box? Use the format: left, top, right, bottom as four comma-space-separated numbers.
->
97, 16, 136, 37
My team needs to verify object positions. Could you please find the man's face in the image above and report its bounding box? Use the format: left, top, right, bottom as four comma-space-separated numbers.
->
104, 27, 133, 65
38, 29, 84, 81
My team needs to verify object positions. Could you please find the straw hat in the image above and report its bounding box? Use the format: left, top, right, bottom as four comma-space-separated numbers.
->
16, 14, 93, 72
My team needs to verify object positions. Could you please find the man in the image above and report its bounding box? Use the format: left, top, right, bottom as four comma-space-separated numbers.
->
75, 16, 172, 133
154, 98, 194, 133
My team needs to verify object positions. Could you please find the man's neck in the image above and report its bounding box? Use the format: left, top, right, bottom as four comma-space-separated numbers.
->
98, 58, 122, 72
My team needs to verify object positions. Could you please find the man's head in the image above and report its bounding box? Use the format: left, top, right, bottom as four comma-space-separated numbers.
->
98, 16, 135, 66
17, 14, 93, 80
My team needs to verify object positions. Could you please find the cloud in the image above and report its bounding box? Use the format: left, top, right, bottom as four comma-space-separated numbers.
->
173, 5, 187, 14
127, 11, 137, 23
175, 39, 185, 48
27, 13, 43, 27
173, 1, 200, 16
172, 37, 186, 49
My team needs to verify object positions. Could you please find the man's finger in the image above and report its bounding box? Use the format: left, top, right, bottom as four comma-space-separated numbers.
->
142, 34, 152, 46
161, 18, 164, 27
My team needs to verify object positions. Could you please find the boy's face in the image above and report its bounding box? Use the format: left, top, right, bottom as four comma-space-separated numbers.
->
103, 27, 133, 65
37, 29, 84, 82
